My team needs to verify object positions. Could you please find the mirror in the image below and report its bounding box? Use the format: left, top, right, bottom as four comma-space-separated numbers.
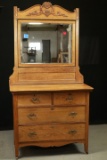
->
20, 22, 72, 64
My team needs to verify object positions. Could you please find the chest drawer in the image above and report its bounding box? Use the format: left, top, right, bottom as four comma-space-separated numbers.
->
17, 93, 51, 106
53, 91, 86, 105
18, 106, 85, 124
19, 124, 85, 142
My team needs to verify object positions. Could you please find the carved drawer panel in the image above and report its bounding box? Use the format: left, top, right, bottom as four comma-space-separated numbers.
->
53, 91, 86, 105
19, 124, 85, 142
17, 93, 51, 106
18, 106, 85, 125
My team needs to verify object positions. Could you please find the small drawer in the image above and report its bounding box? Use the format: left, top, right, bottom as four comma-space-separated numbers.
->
53, 91, 86, 105
17, 92, 51, 107
19, 124, 85, 142
18, 106, 85, 125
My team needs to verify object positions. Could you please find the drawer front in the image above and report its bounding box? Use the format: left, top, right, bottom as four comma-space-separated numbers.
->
19, 124, 85, 142
53, 91, 86, 105
18, 93, 51, 106
18, 107, 85, 124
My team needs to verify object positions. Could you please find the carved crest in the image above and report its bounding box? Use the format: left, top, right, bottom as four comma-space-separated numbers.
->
27, 2, 68, 17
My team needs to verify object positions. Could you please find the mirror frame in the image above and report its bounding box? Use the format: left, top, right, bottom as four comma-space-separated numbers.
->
13, 2, 79, 68
18, 20, 76, 66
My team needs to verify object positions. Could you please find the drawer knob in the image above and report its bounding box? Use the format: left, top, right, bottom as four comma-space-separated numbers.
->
69, 112, 77, 117
27, 113, 36, 120
28, 132, 37, 137
68, 130, 77, 135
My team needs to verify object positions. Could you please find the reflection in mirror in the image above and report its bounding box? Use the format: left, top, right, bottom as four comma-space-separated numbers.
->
21, 23, 72, 63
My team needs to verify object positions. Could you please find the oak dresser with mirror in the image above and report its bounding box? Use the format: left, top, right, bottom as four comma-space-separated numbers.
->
9, 2, 93, 158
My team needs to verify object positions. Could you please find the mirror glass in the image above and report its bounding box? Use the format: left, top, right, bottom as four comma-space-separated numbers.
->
21, 22, 72, 63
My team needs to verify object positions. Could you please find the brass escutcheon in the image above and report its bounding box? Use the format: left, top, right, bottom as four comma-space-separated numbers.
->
68, 130, 77, 135
31, 94, 40, 103
69, 112, 77, 117
27, 113, 36, 119
28, 132, 37, 137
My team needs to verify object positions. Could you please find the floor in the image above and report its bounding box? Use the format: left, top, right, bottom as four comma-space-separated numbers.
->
0, 124, 107, 160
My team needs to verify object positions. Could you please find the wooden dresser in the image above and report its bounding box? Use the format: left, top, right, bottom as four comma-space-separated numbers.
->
9, 2, 93, 159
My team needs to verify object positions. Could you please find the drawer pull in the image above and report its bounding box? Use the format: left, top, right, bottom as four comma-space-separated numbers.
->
27, 113, 36, 120
68, 130, 77, 135
69, 112, 77, 117
31, 96, 40, 104
66, 94, 73, 101
28, 132, 37, 137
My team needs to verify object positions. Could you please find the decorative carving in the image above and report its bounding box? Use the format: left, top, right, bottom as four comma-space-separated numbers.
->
27, 2, 68, 17
42, 1, 52, 9
41, 2, 54, 16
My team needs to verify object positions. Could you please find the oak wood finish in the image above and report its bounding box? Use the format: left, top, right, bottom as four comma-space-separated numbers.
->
9, 2, 93, 158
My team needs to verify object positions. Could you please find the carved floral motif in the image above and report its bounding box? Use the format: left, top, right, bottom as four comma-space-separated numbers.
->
27, 2, 68, 17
